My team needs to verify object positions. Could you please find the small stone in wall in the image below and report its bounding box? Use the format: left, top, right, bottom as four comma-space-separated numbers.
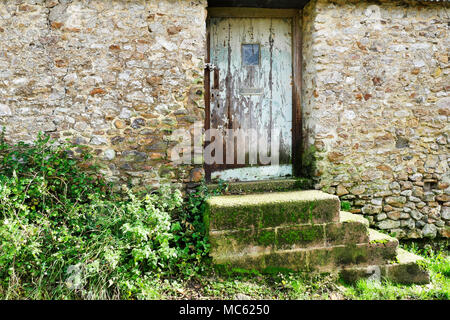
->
0, 104, 12, 116
327, 152, 344, 163
362, 204, 382, 215
371, 198, 383, 206
401, 219, 415, 230
377, 220, 401, 230
190, 168, 205, 183
103, 149, 116, 161
119, 108, 132, 119
442, 207, 450, 220
423, 192, 435, 202
387, 211, 401, 220
385, 196, 406, 207
122, 150, 148, 162
409, 173, 423, 182
51, 22, 64, 29
422, 224, 437, 238
436, 136, 447, 145
350, 185, 366, 195
435, 220, 445, 228
114, 120, 127, 129
90, 136, 107, 145
439, 227, 450, 238
400, 190, 412, 197
336, 184, 348, 196
90, 88, 106, 96
167, 26, 182, 35
436, 194, 450, 202
395, 137, 409, 149
131, 118, 145, 129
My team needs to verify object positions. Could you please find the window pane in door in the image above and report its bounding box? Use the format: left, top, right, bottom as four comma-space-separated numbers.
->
242, 44, 260, 66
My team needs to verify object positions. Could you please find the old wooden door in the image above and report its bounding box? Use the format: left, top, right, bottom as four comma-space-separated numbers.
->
207, 15, 293, 181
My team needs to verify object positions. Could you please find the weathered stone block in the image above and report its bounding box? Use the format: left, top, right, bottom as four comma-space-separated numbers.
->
325, 222, 369, 246
340, 249, 429, 285
205, 191, 340, 231
377, 219, 401, 229
308, 242, 397, 272
276, 225, 325, 249
209, 229, 273, 259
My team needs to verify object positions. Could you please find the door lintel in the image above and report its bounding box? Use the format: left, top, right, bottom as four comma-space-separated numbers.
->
207, 7, 299, 18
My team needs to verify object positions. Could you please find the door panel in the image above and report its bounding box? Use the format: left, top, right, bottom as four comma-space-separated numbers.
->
208, 17, 293, 181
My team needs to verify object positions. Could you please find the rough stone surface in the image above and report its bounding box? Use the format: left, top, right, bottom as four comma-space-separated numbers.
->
0, 0, 207, 190
303, 0, 449, 239
0, 0, 447, 239
339, 248, 430, 285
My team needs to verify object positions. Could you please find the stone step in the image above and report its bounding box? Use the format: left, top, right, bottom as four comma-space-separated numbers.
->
209, 218, 369, 259
212, 228, 398, 274
207, 178, 313, 195
207, 193, 430, 285
339, 248, 430, 285
340, 210, 369, 227
205, 190, 341, 232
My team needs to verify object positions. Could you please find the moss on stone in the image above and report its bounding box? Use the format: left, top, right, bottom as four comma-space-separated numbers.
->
264, 250, 310, 272
206, 190, 340, 231
213, 265, 262, 277
294, 177, 314, 189
276, 225, 325, 249
368, 228, 398, 246
209, 229, 261, 258
257, 230, 276, 246
207, 190, 336, 207
326, 222, 369, 246
332, 245, 369, 266
206, 178, 311, 195
339, 211, 369, 227
339, 248, 430, 285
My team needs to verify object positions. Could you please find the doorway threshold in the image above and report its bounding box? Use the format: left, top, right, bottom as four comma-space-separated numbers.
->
207, 177, 313, 195
211, 164, 293, 182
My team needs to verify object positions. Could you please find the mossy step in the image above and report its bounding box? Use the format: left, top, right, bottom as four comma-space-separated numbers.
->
212, 227, 398, 274
207, 178, 313, 195
339, 248, 430, 285
365, 228, 399, 265
368, 228, 399, 247
213, 238, 398, 274
340, 211, 369, 227
205, 190, 340, 231
209, 221, 369, 258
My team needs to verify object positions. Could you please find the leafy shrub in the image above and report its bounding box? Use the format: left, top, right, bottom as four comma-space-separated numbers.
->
340, 201, 351, 211
170, 180, 227, 276
0, 132, 212, 299
0, 131, 109, 206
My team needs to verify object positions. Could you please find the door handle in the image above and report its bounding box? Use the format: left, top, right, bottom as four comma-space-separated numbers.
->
205, 63, 220, 90
213, 67, 219, 90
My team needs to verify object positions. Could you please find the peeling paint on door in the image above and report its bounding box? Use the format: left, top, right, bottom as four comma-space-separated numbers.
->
209, 17, 293, 181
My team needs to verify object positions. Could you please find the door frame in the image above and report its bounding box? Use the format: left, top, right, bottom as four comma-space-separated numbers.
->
204, 8, 303, 181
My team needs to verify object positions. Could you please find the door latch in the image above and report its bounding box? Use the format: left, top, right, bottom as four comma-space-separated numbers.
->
205, 63, 220, 90
204, 63, 218, 71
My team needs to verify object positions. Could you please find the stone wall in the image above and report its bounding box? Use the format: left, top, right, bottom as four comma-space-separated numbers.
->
302, 0, 449, 238
0, 0, 448, 239
0, 0, 207, 190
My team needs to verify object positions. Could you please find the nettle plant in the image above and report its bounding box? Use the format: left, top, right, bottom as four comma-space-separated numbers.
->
0, 131, 213, 299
